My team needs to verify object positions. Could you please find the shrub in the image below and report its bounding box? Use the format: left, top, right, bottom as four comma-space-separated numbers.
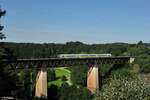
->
94, 77, 150, 100
61, 75, 67, 81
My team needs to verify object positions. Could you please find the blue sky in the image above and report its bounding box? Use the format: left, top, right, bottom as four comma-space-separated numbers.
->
0, 0, 150, 43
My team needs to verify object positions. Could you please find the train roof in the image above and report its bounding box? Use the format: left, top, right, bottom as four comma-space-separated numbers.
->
58, 54, 112, 55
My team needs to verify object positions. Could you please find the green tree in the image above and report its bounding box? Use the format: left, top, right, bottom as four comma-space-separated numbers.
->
0, 8, 19, 97
71, 65, 88, 86
48, 84, 58, 100
47, 68, 56, 81
0, 9, 6, 39
59, 83, 92, 100
137, 40, 143, 45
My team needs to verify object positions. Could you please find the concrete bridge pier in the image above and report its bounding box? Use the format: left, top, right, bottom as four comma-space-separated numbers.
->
35, 68, 48, 99
87, 64, 99, 93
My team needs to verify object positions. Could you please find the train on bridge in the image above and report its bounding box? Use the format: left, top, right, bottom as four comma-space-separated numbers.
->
58, 54, 112, 58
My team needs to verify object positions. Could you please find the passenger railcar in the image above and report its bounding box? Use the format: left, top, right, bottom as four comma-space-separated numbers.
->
58, 54, 112, 58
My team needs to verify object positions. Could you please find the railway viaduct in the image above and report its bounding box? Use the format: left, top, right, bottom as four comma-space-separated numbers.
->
2, 56, 134, 99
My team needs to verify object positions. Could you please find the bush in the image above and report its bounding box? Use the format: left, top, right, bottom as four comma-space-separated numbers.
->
94, 77, 150, 100
61, 75, 67, 81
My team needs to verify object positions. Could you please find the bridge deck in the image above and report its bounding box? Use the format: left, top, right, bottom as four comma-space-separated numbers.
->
17, 56, 130, 61
1, 56, 131, 68
2, 56, 130, 62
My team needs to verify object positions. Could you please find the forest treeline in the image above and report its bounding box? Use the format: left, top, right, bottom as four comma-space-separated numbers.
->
4, 41, 150, 57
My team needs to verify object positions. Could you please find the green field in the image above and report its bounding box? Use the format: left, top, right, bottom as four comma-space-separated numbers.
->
48, 67, 71, 87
